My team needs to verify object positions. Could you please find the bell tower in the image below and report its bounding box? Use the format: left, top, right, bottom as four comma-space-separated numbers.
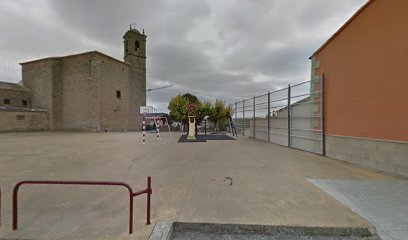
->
124, 25, 146, 130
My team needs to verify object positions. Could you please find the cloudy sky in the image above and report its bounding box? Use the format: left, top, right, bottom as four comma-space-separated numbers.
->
0, 0, 367, 112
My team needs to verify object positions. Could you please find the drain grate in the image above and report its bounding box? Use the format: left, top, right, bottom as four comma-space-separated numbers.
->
149, 222, 380, 240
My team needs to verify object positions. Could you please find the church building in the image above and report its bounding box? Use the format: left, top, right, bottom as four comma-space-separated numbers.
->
0, 27, 146, 132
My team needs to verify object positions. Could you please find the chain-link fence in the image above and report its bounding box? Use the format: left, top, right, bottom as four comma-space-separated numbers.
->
231, 76, 325, 155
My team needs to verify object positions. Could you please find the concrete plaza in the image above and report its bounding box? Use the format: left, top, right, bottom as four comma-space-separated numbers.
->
0, 132, 400, 240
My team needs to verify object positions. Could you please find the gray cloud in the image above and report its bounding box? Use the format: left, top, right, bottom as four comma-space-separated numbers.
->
0, 0, 367, 112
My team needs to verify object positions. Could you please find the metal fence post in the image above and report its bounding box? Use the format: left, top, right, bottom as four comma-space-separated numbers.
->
321, 74, 326, 156
253, 96, 256, 138
287, 84, 291, 148
235, 102, 237, 134
228, 79, 324, 155
243, 100, 245, 136
267, 91, 270, 142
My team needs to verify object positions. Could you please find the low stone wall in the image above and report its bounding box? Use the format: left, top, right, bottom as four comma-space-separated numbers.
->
326, 135, 408, 177
240, 120, 407, 177
0, 108, 49, 132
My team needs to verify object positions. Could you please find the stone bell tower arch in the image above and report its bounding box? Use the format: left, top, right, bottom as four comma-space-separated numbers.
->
123, 25, 147, 130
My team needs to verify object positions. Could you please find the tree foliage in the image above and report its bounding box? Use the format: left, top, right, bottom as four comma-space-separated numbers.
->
208, 99, 232, 131
168, 93, 232, 131
167, 94, 190, 124
182, 93, 199, 104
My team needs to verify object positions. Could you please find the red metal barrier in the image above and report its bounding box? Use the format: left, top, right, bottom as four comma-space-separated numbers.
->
12, 177, 152, 234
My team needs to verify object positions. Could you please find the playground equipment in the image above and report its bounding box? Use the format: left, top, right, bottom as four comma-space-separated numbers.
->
142, 115, 172, 144
229, 115, 238, 136
12, 177, 152, 234
143, 116, 146, 144
140, 106, 172, 144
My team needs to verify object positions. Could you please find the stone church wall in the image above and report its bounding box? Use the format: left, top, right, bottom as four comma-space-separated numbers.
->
13, 28, 147, 132
124, 29, 147, 131
0, 109, 48, 132
127, 57, 146, 130
61, 53, 100, 131
95, 54, 130, 131
22, 59, 57, 128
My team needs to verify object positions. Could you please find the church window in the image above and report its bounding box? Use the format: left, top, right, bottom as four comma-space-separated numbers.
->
135, 41, 140, 50
116, 90, 121, 99
4, 98, 10, 104
22, 100, 28, 106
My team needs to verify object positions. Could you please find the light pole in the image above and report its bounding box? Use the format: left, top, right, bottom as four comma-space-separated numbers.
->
146, 85, 174, 93
204, 115, 209, 135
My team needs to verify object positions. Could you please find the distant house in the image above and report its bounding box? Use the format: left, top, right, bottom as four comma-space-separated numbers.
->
310, 0, 408, 177
0, 81, 49, 132
0, 81, 31, 109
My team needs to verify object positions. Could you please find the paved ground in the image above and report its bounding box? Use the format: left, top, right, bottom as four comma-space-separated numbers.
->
171, 232, 369, 240
0, 131, 400, 240
310, 180, 408, 240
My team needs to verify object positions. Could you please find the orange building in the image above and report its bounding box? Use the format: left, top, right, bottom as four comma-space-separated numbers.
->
311, 0, 408, 177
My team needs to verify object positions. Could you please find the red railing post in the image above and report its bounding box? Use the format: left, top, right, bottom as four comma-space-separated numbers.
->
11, 179, 152, 234
147, 176, 152, 225
12, 182, 22, 230
129, 190, 134, 234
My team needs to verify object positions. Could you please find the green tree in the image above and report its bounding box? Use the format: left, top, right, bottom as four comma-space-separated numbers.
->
168, 94, 189, 124
197, 100, 213, 124
168, 94, 232, 132
167, 93, 200, 125
182, 93, 199, 104
209, 99, 232, 132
